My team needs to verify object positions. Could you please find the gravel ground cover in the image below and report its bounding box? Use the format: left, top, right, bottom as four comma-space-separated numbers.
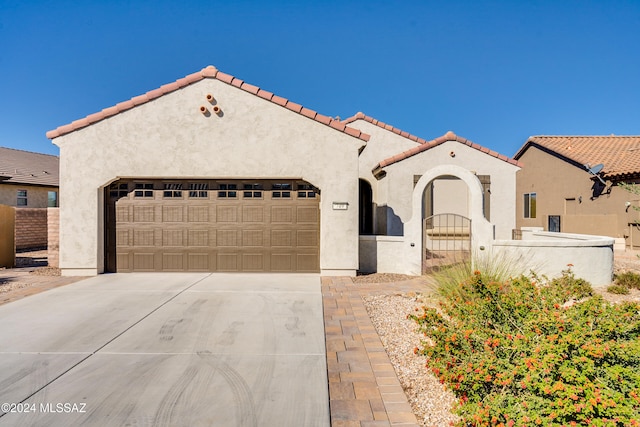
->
360, 255, 640, 426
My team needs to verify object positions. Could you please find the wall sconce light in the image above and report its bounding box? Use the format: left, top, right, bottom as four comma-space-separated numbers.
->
449, 151, 456, 157
626, 201, 632, 212
578, 196, 582, 203
332, 202, 349, 210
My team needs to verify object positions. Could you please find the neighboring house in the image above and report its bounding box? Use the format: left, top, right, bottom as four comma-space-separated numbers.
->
46, 66, 519, 276
0, 147, 59, 208
514, 135, 640, 247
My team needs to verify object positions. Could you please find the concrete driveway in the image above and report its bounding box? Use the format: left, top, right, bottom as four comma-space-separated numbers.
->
0, 273, 329, 426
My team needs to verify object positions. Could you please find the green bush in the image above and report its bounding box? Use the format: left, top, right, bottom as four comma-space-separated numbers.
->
411, 268, 640, 426
614, 271, 640, 290
607, 284, 631, 295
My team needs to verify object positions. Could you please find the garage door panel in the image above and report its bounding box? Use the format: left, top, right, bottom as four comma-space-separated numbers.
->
217, 230, 239, 247
242, 230, 265, 247
133, 253, 155, 271
133, 206, 155, 222
242, 253, 264, 271
188, 206, 210, 222
110, 180, 319, 273
271, 253, 293, 272
162, 229, 184, 246
296, 206, 319, 223
297, 230, 318, 247
271, 206, 293, 223
217, 253, 239, 271
188, 229, 210, 246
162, 206, 184, 222
297, 253, 319, 272
271, 230, 292, 247
187, 252, 211, 271
134, 230, 155, 246
243, 206, 264, 223
217, 205, 238, 222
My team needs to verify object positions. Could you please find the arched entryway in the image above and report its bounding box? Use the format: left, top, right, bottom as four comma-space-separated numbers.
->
359, 179, 373, 235
405, 165, 494, 276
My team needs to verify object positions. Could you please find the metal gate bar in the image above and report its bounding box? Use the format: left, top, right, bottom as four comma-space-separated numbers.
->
423, 213, 471, 273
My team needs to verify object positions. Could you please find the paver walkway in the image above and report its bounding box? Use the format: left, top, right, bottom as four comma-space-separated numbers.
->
322, 276, 437, 427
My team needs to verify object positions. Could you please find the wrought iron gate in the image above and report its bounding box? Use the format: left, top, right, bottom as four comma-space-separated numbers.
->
423, 213, 471, 273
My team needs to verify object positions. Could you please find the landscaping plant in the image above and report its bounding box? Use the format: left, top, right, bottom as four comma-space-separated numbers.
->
411, 267, 640, 426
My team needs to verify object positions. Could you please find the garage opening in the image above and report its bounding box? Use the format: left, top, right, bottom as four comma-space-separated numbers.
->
105, 179, 320, 273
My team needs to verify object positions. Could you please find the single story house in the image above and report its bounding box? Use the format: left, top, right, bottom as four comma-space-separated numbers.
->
514, 135, 640, 248
47, 66, 520, 276
0, 147, 59, 208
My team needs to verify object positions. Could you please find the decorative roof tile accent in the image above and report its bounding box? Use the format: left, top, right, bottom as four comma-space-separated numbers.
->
46, 66, 370, 142
514, 135, 640, 179
341, 112, 428, 144
0, 147, 59, 187
373, 131, 522, 172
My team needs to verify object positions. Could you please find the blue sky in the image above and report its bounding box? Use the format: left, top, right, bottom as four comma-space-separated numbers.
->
1, 0, 639, 157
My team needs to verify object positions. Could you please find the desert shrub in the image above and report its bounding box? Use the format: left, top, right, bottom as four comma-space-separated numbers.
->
607, 284, 631, 295
614, 271, 640, 290
411, 269, 640, 426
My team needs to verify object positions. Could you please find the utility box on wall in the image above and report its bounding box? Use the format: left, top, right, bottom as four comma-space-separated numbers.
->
0, 204, 15, 268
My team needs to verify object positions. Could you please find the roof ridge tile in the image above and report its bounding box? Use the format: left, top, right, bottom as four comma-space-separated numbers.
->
46, 66, 370, 142
373, 131, 523, 171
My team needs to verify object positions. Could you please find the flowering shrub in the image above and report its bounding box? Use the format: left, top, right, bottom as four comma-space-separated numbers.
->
411, 269, 640, 426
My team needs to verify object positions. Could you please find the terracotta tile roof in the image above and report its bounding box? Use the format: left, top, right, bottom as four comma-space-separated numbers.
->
373, 131, 522, 172
0, 147, 59, 187
341, 112, 428, 144
515, 135, 640, 179
46, 66, 370, 142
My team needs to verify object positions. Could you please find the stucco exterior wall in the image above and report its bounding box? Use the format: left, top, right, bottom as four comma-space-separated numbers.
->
381, 140, 519, 240
53, 79, 364, 275
492, 231, 614, 288
516, 146, 639, 244
0, 184, 57, 208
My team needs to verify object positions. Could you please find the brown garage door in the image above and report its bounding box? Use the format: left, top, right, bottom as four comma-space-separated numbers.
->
105, 180, 320, 272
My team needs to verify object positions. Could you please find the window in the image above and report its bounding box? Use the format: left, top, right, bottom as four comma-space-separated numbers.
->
524, 193, 537, 218
134, 183, 154, 198
218, 183, 237, 198
17, 190, 27, 206
109, 183, 129, 199
272, 183, 291, 199
297, 183, 317, 198
48, 191, 58, 207
189, 183, 208, 198
243, 183, 263, 198
163, 183, 183, 198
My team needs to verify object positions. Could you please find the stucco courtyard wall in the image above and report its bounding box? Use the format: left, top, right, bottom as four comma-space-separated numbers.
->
491, 231, 614, 287
53, 78, 364, 276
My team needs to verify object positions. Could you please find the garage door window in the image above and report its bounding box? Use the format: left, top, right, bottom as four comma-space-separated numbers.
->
134, 183, 154, 198
297, 183, 317, 198
218, 184, 237, 198
272, 183, 291, 199
189, 183, 209, 198
163, 183, 183, 198
243, 183, 263, 198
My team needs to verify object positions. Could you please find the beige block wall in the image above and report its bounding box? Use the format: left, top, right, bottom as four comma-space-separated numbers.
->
0, 184, 57, 208
0, 205, 15, 267
48, 207, 59, 268
53, 78, 364, 275
14, 208, 48, 250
